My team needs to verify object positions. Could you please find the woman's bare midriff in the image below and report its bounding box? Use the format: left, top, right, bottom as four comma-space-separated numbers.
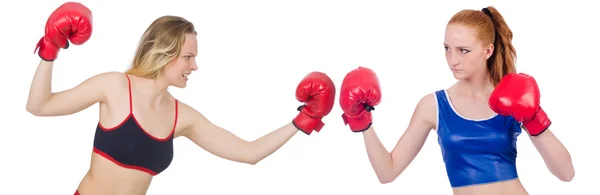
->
452, 178, 528, 195
75, 153, 154, 195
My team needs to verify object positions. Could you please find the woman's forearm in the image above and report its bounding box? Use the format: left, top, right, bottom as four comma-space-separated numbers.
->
26, 60, 54, 114
247, 122, 298, 164
530, 129, 575, 181
362, 126, 394, 183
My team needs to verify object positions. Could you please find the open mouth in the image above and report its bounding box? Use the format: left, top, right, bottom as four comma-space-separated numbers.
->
182, 73, 190, 79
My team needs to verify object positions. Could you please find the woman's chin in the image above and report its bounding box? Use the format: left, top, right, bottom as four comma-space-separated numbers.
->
451, 72, 469, 80
169, 77, 188, 88
173, 83, 187, 88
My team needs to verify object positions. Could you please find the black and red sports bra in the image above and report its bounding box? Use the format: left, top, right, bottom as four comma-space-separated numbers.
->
93, 74, 178, 176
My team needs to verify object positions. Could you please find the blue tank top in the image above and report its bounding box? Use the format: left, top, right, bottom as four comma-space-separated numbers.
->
434, 90, 522, 187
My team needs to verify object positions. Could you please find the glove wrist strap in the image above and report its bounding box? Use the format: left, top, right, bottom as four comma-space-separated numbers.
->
35, 37, 61, 62
342, 113, 372, 132
523, 107, 551, 136
293, 111, 324, 135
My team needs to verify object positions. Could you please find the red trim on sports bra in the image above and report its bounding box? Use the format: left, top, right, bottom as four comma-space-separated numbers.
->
92, 147, 158, 176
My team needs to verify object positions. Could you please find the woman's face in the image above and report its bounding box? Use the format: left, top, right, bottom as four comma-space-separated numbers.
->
444, 24, 494, 80
164, 33, 198, 88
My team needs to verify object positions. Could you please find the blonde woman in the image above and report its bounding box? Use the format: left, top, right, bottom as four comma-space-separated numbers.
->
27, 3, 336, 195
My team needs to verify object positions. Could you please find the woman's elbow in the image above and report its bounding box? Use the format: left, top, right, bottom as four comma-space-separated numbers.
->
557, 170, 575, 182
242, 147, 260, 165
26, 104, 42, 116
244, 157, 259, 165
227, 154, 258, 165
378, 177, 394, 184
376, 173, 396, 184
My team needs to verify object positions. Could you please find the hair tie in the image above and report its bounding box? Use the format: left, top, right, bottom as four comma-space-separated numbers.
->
482, 8, 493, 19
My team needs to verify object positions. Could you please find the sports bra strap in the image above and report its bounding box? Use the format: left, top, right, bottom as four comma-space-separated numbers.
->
125, 74, 133, 114
124, 73, 178, 132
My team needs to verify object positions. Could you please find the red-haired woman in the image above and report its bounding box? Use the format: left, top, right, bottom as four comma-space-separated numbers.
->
338, 6, 575, 195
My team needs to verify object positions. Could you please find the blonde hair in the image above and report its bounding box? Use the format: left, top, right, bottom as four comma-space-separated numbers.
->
126, 15, 197, 79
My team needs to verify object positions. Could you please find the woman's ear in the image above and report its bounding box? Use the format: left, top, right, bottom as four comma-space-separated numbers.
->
485, 43, 494, 60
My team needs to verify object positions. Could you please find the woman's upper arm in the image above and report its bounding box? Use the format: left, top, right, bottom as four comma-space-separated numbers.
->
34, 71, 122, 116
389, 93, 437, 174
178, 103, 252, 163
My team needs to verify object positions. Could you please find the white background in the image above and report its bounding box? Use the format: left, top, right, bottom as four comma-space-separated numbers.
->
1, 0, 598, 194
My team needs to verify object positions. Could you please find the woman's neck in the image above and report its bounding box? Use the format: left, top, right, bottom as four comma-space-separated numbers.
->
455, 72, 494, 97
132, 75, 171, 108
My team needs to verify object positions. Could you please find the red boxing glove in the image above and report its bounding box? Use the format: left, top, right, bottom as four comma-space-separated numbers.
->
292, 72, 336, 135
339, 67, 381, 132
35, 2, 93, 61
489, 73, 551, 136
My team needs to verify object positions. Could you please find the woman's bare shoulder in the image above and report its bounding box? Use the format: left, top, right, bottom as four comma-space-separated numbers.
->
171, 100, 209, 137
413, 92, 438, 128
417, 92, 437, 111
93, 71, 129, 85
90, 71, 130, 99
